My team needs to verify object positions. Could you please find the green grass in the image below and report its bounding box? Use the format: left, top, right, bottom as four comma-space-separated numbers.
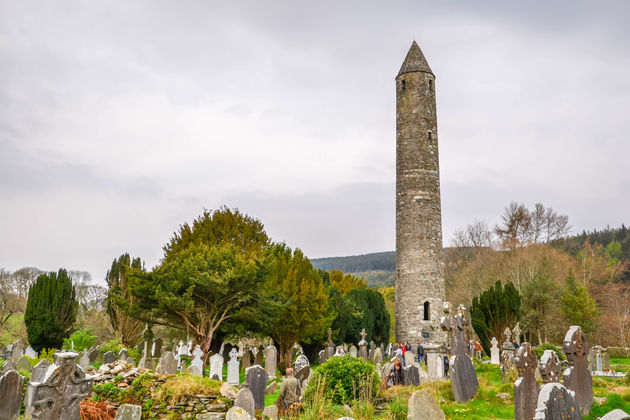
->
0, 313, 24, 346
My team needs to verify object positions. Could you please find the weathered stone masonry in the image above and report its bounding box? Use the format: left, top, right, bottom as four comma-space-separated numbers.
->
395, 41, 446, 344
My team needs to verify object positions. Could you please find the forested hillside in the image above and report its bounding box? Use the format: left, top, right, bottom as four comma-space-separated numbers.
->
311, 251, 395, 273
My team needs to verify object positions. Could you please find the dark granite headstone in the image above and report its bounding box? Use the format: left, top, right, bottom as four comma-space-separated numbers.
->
440, 302, 478, 402
24, 352, 92, 420
0, 364, 24, 420
563, 326, 592, 415
533, 382, 581, 420
514, 342, 540, 420
246, 365, 269, 411
102, 351, 116, 365
404, 364, 421, 386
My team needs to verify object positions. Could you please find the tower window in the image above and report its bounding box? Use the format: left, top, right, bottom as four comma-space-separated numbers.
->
428, 131, 432, 141
423, 301, 430, 321
428, 79, 433, 92
401, 79, 406, 91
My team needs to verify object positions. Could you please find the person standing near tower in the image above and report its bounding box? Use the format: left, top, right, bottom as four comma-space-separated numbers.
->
395, 41, 446, 345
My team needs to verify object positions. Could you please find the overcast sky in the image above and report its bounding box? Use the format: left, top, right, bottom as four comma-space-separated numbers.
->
1, 1, 629, 283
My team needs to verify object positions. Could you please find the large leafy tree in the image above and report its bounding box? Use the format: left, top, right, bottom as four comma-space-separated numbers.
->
560, 268, 600, 333
343, 288, 390, 345
128, 243, 262, 362
329, 270, 366, 296
470, 280, 521, 354
24, 269, 78, 352
106, 254, 145, 347
263, 244, 330, 370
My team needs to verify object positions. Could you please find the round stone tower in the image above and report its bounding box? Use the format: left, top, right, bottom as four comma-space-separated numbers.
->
395, 41, 446, 345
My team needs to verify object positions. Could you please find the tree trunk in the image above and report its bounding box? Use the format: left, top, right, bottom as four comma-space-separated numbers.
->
278, 340, 293, 373
536, 328, 542, 345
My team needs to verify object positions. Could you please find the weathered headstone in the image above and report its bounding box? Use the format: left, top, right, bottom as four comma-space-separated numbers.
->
424, 343, 446, 380
118, 348, 128, 361
539, 350, 562, 384
226, 405, 253, 420
596, 350, 603, 372
500, 349, 512, 383
24, 352, 92, 420
79, 351, 91, 370
533, 382, 581, 420
295, 365, 310, 387
228, 348, 240, 384
242, 348, 252, 370
114, 403, 142, 420
563, 326, 592, 415
152, 338, 163, 358
381, 362, 392, 382
262, 404, 278, 420
88, 347, 100, 363
136, 341, 144, 355
358, 329, 368, 360
138, 356, 155, 370
30, 359, 49, 383
234, 386, 256, 417
490, 337, 500, 365
325, 328, 335, 361
187, 365, 202, 377
404, 350, 415, 367
102, 351, 116, 365
125, 356, 136, 367
156, 351, 177, 375
265, 345, 277, 378
349, 345, 358, 358
0, 364, 24, 420
254, 346, 264, 366
191, 345, 204, 376
503, 327, 515, 361
440, 302, 478, 402
24, 346, 38, 358
372, 347, 383, 364
407, 389, 446, 420
246, 365, 268, 411
404, 364, 421, 386
514, 342, 540, 420
513, 323, 522, 345
209, 353, 224, 381
599, 409, 630, 420
16, 355, 32, 371
294, 354, 309, 372
334, 345, 345, 356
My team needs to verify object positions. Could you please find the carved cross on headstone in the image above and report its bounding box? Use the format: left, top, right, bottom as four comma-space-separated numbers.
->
326, 328, 333, 345
440, 302, 478, 402
539, 349, 561, 384
360, 328, 367, 343
514, 342, 539, 420
563, 325, 592, 415
513, 323, 522, 345
503, 327, 513, 347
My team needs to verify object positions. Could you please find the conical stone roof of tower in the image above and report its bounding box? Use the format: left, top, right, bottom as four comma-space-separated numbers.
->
397, 41, 433, 77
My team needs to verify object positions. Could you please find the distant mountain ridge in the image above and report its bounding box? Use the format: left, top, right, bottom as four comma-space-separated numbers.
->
311, 251, 395, 273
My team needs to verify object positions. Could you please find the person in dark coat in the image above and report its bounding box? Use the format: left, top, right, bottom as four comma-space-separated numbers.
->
389, 358, 405, 386
417, 341, 424, 364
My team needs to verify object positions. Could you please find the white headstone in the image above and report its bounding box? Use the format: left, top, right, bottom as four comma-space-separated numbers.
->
191, 345, 204, 376
490, 337, 500, 365
209, 353, 224, 381
227, 348, 240, 384
24, 346, 38, 358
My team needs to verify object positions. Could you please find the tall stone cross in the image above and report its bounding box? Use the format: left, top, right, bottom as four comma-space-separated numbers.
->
513, 323, 522, 345
514, 342, 539, 420
563, 326, 592, 415
539, 350, 561, 384
360, 329, 367, 343
440, 302, 478, 402
358, 328, 368, 360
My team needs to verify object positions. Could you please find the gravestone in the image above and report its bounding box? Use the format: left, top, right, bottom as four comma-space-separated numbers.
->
30, 359, 49, 383
24, 346, 38, 358
114, 404, 142, 420
490, 337, 500, 365
209, 353, 224, 381
514, 343, 540, 420
227, 405, 253, 420
254, 346, 263, 366
242, 348, 252, 370
138, 356, 155, 370
372, 347, 383, 364
118, 348, 128, 361
136, 341, 144, 355
533, 382, 581, 420
599, 409, 630, 420
513, 323, 522, 345
349, 345, 358, 358
88, 347, 100, 363
102, 351, 116, 365
424, 343, 446, 380
369, 341, 376, 359
539, 350, 562, 384
563, 326, 592, 415
604, 351, 611, 371
179, 360, 187, 374
24, 352, 92, 420
358, 329, 368, 360
325, 328, 335, 361
79, 351, 91, 370
404, 364, 421, 386
265, 345, 277, 378
596, 350, 603, 372
334, 345, 345, 356
187, 365, 202, 377
191, 345, 204, 376
503, 327, 515, 359
0, 363, 24, 420
295, 365, 310, 387
262, 404, 278, 420
227, 348, 240, 384
294, 354, 309, 372
152, 338, 163, 358
440, 302, 478, 402
17, 355, 32, 371
156, 351, 177, 375
404, 350, 415, 367
246, 365, 268, 411
500, 349, 512, 383
407, 389, 446, 420
125, 357, 136, 367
